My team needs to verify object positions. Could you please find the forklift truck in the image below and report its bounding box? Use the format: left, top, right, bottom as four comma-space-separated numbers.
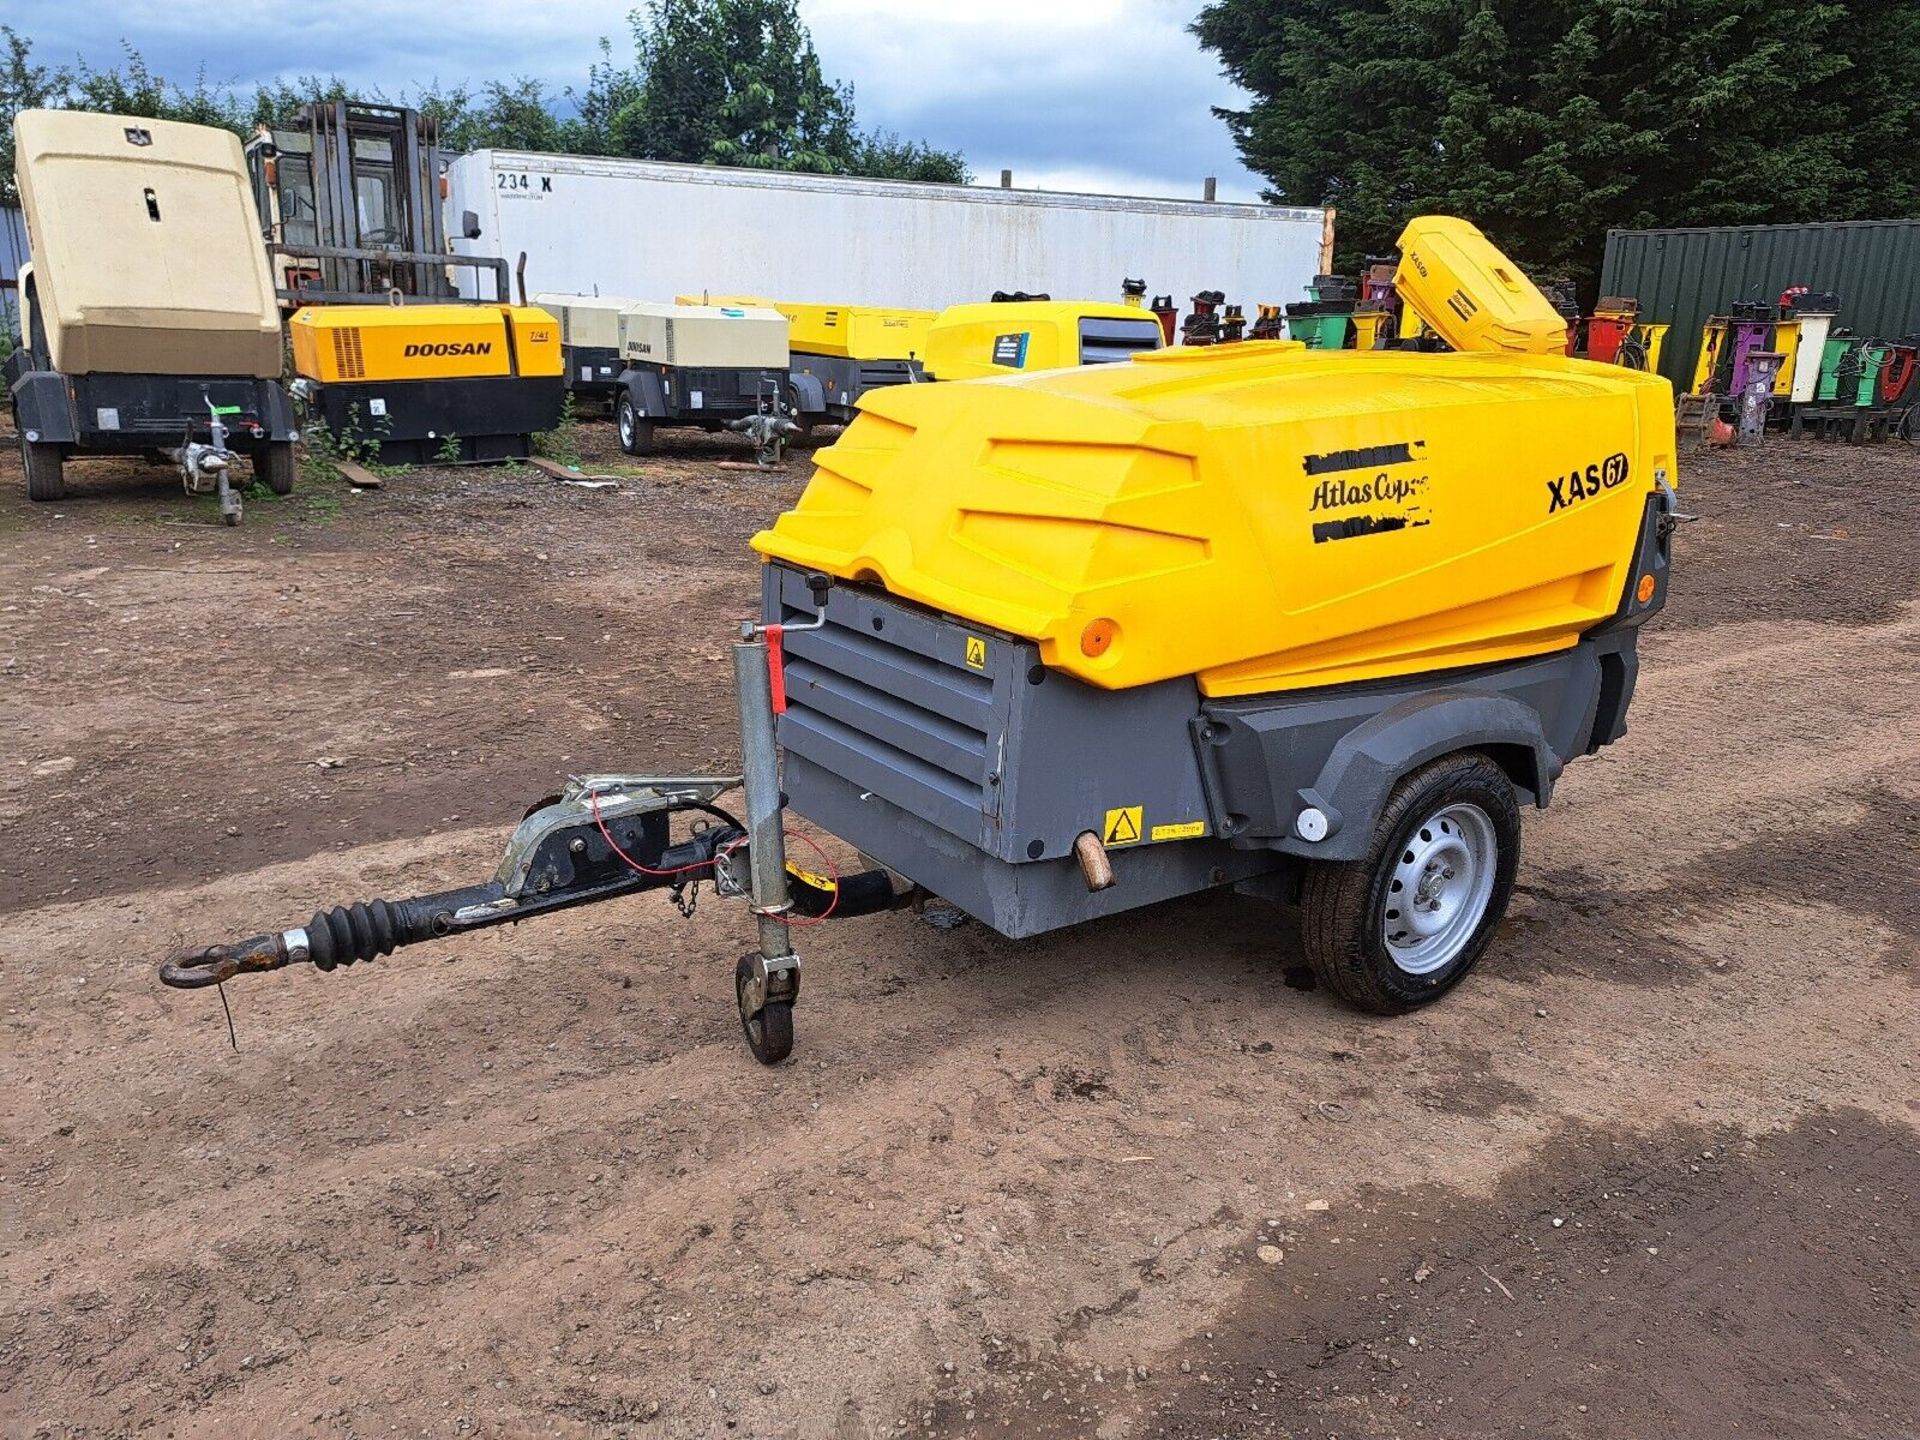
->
245, 101, 509, 309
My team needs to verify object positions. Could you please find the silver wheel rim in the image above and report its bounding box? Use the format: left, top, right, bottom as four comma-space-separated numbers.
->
618, 402, 634, 448
1382, 802, 1497, 975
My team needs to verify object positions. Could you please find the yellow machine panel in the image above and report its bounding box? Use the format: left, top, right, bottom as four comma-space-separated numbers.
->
1769, 320, 1801, 397
13, 109, 281, 378
676, 295, 934, 361
290, 304, 562, 384
1633, 323, 1670, 376
1691, 319, 1728, 396
780, 304, 934, 361
1394, 217, 1568, 356
755, 340, 1673, 697
924, 301, 1164, 380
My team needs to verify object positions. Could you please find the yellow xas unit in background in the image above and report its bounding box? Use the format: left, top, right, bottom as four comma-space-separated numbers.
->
922, 299, 1165, 380
288, 304, 565, 465
676, 294, 936, 428
1393, 216, 1569, 355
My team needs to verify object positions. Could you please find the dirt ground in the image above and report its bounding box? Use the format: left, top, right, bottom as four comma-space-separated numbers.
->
1, 417, 1915, 1440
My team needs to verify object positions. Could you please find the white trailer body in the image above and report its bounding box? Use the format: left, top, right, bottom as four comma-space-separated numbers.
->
448, 150, 1327, 317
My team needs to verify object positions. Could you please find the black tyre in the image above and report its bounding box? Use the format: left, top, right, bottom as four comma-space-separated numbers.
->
1300, 751, 1520, 1014
21, 435, 65, 502
734, 952, 795, 1065
256, 441, 296, 496
616, 394, 654, 456
786, 388, 814, 436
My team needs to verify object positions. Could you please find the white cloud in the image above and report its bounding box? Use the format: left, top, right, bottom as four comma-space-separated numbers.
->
8, 0, 1266, 202
801, 0, 1262, 199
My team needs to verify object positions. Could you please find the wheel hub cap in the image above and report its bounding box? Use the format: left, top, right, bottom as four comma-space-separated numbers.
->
1382, 802, 1498, 975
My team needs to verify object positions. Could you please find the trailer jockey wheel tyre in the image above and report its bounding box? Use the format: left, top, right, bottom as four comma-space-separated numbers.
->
735, 953, 795, 1065
257, 442, 296, 496
616, 396, 654, 456
21, 436, 65, 502
1300, 751, 1520, 1015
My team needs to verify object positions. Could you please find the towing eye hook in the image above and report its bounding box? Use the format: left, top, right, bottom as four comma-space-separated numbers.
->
160, 932, 291, 989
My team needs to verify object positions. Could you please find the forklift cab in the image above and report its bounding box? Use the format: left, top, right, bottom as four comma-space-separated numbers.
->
244, 101, 502, 308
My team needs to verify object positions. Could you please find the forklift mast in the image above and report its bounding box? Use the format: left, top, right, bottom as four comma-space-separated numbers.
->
246, 101, 505, 307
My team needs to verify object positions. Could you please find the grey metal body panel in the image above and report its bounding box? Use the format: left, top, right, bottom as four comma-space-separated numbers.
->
782, 751, 1281, 940
619, 364, 784, 424
764, 537, 1653, 936
768, 565, 1217, 868
562, 343, 623, 394
11, 368, 297, 450
787, 353, 921, 424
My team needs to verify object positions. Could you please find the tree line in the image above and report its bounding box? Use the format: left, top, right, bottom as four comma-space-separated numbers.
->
0, 0, 968, 207
1194, 0, 1920, 292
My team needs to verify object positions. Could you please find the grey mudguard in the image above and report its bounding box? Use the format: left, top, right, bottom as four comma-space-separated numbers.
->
619, 368, 669, 418
259, 381, 299, 443
10, 370, 78, 444
1261, 688, 1553, 863
786, 370, 827, 414
1194, 640, 1625, 863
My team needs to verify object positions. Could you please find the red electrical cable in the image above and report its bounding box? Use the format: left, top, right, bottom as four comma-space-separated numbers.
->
781, 828, 841, 927
588, 789, 731, 878
588, 789, 842, 925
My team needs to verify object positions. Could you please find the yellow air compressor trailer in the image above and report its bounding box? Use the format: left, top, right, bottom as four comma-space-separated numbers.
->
163, 216, 1676, 1064
678, 293, 936, 427
6, 110, 298, 520
923, 299, 1165, 379
288, 303, 565, 465
776, 302, 933, 428
1393, 216, 1569, 355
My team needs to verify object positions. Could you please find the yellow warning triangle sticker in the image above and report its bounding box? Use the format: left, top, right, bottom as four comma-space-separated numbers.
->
1103, 806, 1143, 845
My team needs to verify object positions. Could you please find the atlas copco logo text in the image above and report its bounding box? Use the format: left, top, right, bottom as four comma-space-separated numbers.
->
1547, 452, 1630, 513
403, 341, 492, 358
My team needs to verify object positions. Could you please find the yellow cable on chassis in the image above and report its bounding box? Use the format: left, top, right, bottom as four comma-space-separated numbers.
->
160, 218, 1676, 1063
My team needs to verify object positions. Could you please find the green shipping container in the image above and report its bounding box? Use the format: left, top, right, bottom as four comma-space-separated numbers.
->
1599, 219, 1920, 392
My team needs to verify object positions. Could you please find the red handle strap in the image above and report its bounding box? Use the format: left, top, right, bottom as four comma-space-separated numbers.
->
764, 624, 787, 714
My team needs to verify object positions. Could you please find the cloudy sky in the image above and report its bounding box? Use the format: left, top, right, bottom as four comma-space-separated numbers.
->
8, 0, 1268, 202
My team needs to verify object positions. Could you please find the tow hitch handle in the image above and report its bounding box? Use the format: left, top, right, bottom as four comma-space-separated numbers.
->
753, 572, 832, 717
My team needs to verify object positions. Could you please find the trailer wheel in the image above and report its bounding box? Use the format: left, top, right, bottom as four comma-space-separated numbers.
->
735, 953, 795, 1064
616, 395, 654, 456
256, 442, 296, 496
20, 435, 65, 502
786, 388, 814, 436
1300, 751, 1520, 1014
